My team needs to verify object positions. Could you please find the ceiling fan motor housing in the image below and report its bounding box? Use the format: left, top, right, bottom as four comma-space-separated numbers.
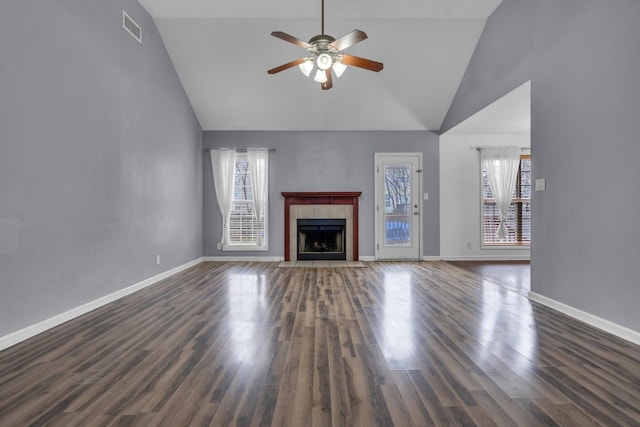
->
308, 34, 339, 66
309, 34, 336, 45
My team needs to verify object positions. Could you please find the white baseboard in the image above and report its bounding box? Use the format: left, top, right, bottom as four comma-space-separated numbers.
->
528, 292, 640, 346
0, 257, 203, 352
206, 256, 372, 262
203, 256, 284, 262
441, 255, 531, 261
202, 255, 530, 263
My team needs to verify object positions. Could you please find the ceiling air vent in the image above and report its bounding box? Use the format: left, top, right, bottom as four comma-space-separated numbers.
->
122, 10, 141, 43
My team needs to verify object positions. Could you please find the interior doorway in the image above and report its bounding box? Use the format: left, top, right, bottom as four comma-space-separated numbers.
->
440, 81, 532, 294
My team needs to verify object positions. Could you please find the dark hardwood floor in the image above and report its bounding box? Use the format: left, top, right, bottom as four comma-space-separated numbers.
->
1, 261, 639, 426
448, 261, 530, 295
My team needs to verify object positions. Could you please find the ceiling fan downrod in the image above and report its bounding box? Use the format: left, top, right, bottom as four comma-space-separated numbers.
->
321, 0, 325, 35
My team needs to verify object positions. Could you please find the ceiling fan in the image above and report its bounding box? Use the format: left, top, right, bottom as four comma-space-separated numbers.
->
267, 0, 383, 90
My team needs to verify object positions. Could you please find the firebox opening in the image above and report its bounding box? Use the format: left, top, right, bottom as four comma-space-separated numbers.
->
297, 218, 346, 261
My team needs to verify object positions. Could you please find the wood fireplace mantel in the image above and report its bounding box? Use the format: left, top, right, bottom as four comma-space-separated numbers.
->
282, 192, 361, 261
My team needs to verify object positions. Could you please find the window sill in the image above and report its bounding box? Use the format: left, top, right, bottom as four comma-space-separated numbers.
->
480, 244, 530, 250
222, 245, 269, 252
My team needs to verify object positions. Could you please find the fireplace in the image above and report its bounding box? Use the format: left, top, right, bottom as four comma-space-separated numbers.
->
297, 219, 346, 261
282, 192, 361, 261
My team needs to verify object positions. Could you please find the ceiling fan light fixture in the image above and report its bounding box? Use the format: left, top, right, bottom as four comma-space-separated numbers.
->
298, 59, 314, 77
332, 61, 347, 78
267, 0, 383, 89
316, 53, 332, 70
314, 69, 328, 83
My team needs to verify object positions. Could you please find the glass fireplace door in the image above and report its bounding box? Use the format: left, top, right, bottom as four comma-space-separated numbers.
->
297, 219, 347, 260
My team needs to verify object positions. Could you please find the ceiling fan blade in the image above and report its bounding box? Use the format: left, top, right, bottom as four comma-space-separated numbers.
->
268, 58, 306, 75
271, 31, 312, 49
321, 70, 333, 90
341, 54, 384, 72
330, 30, 368, 52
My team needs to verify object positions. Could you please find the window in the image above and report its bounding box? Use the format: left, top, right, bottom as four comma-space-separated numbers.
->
481, 155, 531, 246
210, 148, 269, 251
227, 153, 268, 250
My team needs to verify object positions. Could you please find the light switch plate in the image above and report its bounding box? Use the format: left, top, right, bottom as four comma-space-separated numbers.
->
535, 178, 546, 191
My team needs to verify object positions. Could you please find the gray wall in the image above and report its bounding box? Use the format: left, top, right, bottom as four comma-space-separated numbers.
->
203, 131, 439, 258
0, 0, 203, 336
442, 0, 640, 331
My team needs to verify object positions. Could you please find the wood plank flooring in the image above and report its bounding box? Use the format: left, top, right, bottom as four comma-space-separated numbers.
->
1, 261, 640, 426
448, 261, 530, 296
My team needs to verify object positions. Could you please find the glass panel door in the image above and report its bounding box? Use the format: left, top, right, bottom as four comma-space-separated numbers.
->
384, 165, 412, 246
375, 153, 422, 260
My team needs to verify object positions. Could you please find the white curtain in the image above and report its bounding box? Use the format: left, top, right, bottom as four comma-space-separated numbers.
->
247, 149, 269, 248
210, 149, 236, 246
482, 146, 521, 240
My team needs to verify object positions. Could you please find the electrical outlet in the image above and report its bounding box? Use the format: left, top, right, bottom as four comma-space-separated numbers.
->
217, 242, 222, 250
467, 242, 472, 250
156, 255, 161, 265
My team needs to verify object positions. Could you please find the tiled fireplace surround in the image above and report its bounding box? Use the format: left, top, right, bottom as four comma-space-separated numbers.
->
282, 192, 361, 261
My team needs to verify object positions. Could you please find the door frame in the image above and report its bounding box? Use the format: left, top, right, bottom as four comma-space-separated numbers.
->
374, 152, 423, 260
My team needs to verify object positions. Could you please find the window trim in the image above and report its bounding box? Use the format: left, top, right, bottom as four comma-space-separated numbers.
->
480, 154, 531, 249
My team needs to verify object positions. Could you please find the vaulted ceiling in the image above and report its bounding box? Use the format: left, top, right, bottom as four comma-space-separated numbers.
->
137, 0, 504, 131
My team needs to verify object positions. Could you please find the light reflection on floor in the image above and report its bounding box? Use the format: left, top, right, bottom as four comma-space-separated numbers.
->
376, 262, 538, 375
450, 261, 530, 295
478, 281, 538, 371
382, 272, 415, 368
226, 273, 268, 364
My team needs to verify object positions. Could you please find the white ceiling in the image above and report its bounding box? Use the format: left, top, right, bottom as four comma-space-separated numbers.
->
136, 0, 504, 131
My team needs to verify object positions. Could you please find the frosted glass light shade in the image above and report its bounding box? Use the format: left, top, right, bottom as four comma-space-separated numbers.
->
316, 53, 332, 70
332, 61, 347, 78
314, 69, 328, 83
298, 60, 314, 77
